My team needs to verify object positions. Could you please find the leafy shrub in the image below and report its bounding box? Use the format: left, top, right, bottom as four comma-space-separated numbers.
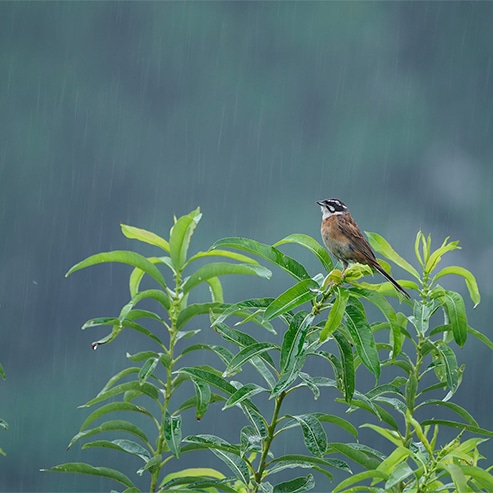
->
45, 209, 493, 493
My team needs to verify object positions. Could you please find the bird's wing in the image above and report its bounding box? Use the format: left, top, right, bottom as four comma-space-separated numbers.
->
337, 216, 378, 265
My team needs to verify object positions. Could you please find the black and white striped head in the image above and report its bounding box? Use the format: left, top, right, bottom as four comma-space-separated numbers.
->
316, 198, 349, 220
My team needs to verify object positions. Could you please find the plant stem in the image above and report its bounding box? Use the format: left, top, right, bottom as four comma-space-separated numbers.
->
253, 391, 286, 492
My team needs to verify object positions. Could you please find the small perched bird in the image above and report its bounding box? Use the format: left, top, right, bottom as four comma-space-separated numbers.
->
316, 198, 410, 298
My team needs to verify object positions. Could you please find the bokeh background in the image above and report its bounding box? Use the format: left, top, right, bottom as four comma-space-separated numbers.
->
1, 2, 493, 491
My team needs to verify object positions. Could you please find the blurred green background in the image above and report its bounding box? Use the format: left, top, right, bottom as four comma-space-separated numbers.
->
1, 2, 493, 491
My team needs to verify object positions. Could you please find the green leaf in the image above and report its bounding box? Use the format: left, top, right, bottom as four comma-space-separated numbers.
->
328, 443, 382, 470
418, 419, 493, 436
160, 467, 225, 484
67, 420, 150, 450
130, 289, 171, 312
313, 413, 358, 439
273, 474, 315, 493
120, 224, 170, 252
223, 383, 267, 410
332, 332, 355, 402
376, 446, 411, 475
264, 279, 319, 321
224, 343, 277, 377
460, 466, 493, 490
176, 367, 238, 397
42, 463, 136, 487
360, 423, 403, 447
332, 469, 388, 493
210, 449, 250, 485
267, 454, 350, 476
79, 402, 154, 431
440, 291, 468, 347
176, 302, 223, 329
345, 302, 380, 380
365, 231, 420, 280
207, 277, 224, 303
82, 439, 151, 461
164, 411, 182, 458
0, 362, 5, 380
191, 379, 211, 420
138, 357, 159, 384
187, 248, 260, 265
273, 314, 313, 397
182, 263, 271, 294
274, 233, 333, 273
288, 414, 327, 458
82, 381, 160, 408
433, 343, 460, 393
434, 265, 480, 307
211, 237, 310, 281
280, 312, 312, 373
169, 209, 201, 271
320, 288, 349, 342
240, 405, 268, 439
385, 461, 415, 490
66, 250, 167, 289
440, 462, 470, 492
425, 236, 461, 274
416, 400, 478, 426
467, 325, 493, 351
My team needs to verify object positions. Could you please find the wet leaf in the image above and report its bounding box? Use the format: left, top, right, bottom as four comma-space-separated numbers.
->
120, 224, 170, 252
42, 462, 136, 487
264, 279, 318, 320
66, 250, 167, 289
169, 209, 201, 271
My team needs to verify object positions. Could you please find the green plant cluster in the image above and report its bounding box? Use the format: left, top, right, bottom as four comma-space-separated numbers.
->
45, 209, 492, 493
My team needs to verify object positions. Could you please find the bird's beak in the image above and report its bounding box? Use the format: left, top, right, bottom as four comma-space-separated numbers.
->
316, 200, 324, 206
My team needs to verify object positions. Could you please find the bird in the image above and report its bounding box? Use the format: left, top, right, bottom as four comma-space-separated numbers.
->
316, 198, 410, 298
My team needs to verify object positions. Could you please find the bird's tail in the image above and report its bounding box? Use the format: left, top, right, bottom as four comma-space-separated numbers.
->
374, 263, 410, 299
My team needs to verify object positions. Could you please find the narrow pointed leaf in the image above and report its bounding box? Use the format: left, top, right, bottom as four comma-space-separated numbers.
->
182, 263, 271, 294
440, 291, 468, 346
273, 474, 315, 493
164, 411, 182, 457
191, 379, 211, 420
82, 439, 151, 461
433, 344, 460, 393
460, 466, 493, 490
264, 279, 318, 321
467, 325, 493, 351
224, 343, 277, 376
188, 249, 260, 265
223, 383, 266, 410
176, 367, 237, 397
66, 251, 167, 289
42, 463, 136, 487
425, 237, 460, 274
80, 402, 154, 431
419, 419, 493, 436
67, 420, 150, 450
120, 224, 170, 252
210, 449, 250, 485
288, 414, 327, 458
211, 237, 310, 280
416, 400, 478, 426
274, 233, 333, 272
268, 454, 350, 476
332, 470, 388, 493
385, 461, 414, 490
434, 266, 480, 307
345, 303, 380, 380
176, 302, 224, 329
332, 332, 355, 402
328, 443, 382, 470
169, 209, 201, 271
320, 288, 349, 342
365, 231, 420, 279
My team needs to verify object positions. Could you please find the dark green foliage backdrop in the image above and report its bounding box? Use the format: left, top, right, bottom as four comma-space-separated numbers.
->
1, 2, 493, 490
